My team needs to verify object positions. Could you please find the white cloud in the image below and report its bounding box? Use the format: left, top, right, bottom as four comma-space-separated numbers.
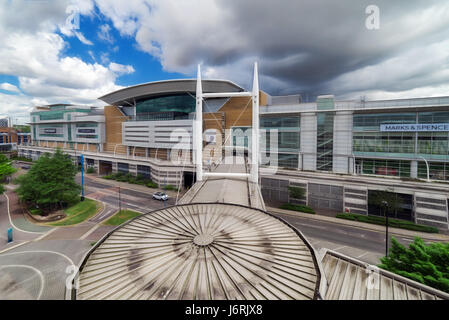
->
0, 0, 135, 123
108, 62, 135, 75
97, 24, 114, 43
0, 83, 20, 93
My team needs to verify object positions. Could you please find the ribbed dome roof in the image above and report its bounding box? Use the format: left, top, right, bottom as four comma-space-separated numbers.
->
74, 203, 321, 300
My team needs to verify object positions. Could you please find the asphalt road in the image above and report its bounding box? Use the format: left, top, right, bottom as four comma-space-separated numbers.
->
271, 211, 421, 265
76, 175, 176, 215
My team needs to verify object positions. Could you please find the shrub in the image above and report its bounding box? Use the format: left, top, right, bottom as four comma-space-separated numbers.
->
280, 203, 315, 214
10, 155, 33, 162
146, 181, 158, 188
336, 213, 439, 233
164, 184, 176, 191
86, 167, 95, 174
29, 207, 42, 215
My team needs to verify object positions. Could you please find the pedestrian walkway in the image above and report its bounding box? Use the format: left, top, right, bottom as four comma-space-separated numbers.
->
267, 206, 449, 242
4, 191, 52, 233
179, 155, 264, 210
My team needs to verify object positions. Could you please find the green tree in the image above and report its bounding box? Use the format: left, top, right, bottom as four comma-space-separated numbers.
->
0, 154, 17, 193
16, 149, 81, 213
288, 186, 306, 199
379, 237, 449, 293
368, 189, 403, 217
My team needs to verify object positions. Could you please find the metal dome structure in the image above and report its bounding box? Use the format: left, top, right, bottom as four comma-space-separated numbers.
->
72, 203, 321, 300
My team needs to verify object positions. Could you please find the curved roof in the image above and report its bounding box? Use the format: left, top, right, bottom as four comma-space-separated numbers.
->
73, 203, 321, 300
99, 79, 244, 106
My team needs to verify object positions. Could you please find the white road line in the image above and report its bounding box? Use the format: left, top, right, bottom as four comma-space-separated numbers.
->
333, 245, 347, 252
294, 222, 328, 230
0, 265, 44, 300
33, 227, 59, 242
356, 252, 370, 259
4, 192, 45, 234
0, 241, 30, 254
0, 250, 75, 268
79, 224, 101, 240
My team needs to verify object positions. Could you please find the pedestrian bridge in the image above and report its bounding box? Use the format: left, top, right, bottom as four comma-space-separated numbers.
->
178, 156, 265, 210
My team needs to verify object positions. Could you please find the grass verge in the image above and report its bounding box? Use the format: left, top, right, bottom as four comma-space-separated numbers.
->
49, 198, 100, 226
336, 213, 439, 233
103, 209, 141, 226
279, 203, 315, 214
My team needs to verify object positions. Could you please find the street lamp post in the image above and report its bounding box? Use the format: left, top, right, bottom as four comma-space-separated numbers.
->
80, 154, 85, 201
419, 156, 430, 182
118, 186, 122, 213
382, 200, 389, 256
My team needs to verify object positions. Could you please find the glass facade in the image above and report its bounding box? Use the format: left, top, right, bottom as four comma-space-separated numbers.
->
316, 113, 334, 171
418, 161, 449, 180
278, 153, 299, 168
355, 158, 411, 177
260, 115, 300, 169
260, 115, 300, 152
353, 111, 449, 163
32, 108, 90, 121
135, 94, 195, 121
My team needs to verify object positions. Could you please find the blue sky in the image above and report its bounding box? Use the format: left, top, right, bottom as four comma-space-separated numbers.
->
61, 12, 184, 87
1, 0, 449, 125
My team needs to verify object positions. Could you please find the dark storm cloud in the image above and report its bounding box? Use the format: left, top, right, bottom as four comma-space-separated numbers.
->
100, 0, 449, 99
199, 0, 449, 97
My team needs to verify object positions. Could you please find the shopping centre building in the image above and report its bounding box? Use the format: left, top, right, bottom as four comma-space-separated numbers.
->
18, 79, 449, 230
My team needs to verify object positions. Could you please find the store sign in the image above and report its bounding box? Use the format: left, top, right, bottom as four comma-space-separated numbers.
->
380, 123, 449, 132
78, 128, 95, 134
44, 128, 57, 133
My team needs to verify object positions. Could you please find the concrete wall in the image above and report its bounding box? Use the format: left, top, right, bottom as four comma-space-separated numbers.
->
333, 111, 353, 174
300, 113, 317, 171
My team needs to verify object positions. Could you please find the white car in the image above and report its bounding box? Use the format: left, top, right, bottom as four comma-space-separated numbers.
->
152, 192, 168, 201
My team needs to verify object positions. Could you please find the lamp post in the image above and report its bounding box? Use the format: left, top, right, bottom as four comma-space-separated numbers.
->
80, 154, 85, 201
419, 156, 430, 182
382, 200, 389, 256
118, 186, 121, 213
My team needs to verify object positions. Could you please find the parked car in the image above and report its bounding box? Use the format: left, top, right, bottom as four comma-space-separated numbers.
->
152, 192, 168, 201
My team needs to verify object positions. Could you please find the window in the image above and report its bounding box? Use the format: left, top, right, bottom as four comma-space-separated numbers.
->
135, 94, 195, 120
317, 112, 334, 171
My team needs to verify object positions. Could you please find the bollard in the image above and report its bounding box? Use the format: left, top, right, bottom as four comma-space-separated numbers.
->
7, 228, 13, 243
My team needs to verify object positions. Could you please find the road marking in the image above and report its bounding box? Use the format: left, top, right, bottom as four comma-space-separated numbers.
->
333, 245, 347, 252
4, 192, 45, 234
32, 227, 58, 242
0, 250, 76, 268
356, 252, 370, 259
293, 222, 328, 230
79, 224, 101, 240
0, 241, 30, 254
0, 264, 44, 300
